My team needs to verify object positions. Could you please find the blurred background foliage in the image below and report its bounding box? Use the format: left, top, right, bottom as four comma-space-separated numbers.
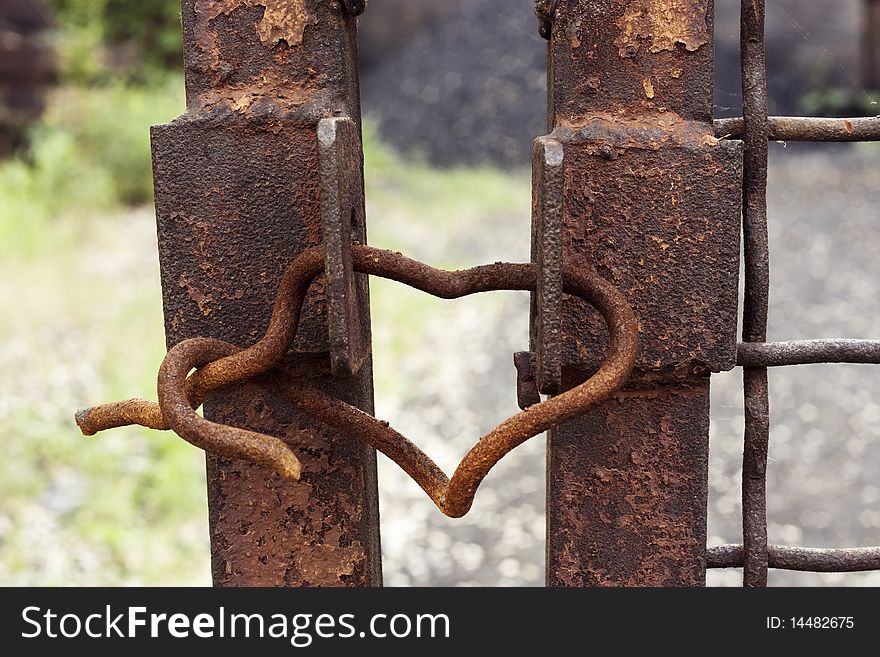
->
1, 0, 183, 259
0, 0, 196, 584
45, 0, 181, 83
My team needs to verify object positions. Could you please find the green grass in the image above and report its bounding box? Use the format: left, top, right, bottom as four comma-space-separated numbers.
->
0, 79, 185, 259
0, 79, 207, 584
0, 82, 528, 585
0, 210, 209, 585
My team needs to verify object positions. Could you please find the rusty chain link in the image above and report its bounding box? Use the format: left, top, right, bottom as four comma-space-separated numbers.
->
76, 244, 638, 518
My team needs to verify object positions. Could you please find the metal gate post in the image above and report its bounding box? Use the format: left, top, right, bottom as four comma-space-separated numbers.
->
537, 0, 743, 586
151, 0, 381, 586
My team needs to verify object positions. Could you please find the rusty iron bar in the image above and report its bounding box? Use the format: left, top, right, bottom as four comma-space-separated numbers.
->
740, 0, 771, 589
707, 545, 880, 573
715, 116, 880, 142
149, 0, 380, 587
79, 245, 639, 519
542, 0, 742, 587
530, 136, 564, 395
320, 116, 372, 377
738, 340, 880, 367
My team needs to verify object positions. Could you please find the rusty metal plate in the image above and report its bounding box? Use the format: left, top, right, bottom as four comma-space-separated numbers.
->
153, 119, 331, 353
552, 124, 742, 374
513, 351, 541, 411
547, 377, 710, 586
319, 116, 371, 376
530, 136, 564, 394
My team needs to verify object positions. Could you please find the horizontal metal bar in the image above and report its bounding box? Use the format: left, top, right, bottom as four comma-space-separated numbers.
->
737, 340, 880, 367
708, 544, 880, 572
715, 116, 880, 142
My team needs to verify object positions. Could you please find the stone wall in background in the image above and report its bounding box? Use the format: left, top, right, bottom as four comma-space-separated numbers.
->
715, 0, 863, 118
357, 0, 464, 70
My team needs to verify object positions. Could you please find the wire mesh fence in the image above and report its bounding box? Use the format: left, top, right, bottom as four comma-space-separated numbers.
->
706, 0, 880, 587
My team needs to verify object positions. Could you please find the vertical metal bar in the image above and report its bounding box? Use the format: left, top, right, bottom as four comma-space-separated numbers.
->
740, 0, 771, 588
151, 0, 381, 587
530, 136, 564, 396
542, 0, 743, 586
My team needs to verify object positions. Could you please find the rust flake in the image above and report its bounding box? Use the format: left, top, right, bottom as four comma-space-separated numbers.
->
254, 0, 317, 46
554, 110, 720, 152
614, 0, 709, 58
193, 0, 318, 78
197, 0, 316, 48
178, 272, 215, 316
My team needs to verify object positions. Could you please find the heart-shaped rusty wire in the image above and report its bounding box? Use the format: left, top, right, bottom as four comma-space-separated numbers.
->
76, 245, 638, 517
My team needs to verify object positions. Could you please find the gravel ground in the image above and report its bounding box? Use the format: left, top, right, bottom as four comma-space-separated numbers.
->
361, 0, 547, 168
374, 145, 880, 587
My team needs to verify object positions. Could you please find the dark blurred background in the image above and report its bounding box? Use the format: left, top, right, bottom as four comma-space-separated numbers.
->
4, 1, 877, 164
358, 0, 876, 167
0, 0, 877, 586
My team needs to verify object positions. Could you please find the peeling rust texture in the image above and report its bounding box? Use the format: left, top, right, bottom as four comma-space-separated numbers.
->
550, 0, 715, 122
614, 0, 710, 58
153, 0, 380, 586
549, 2, 741, 373
552, 117, 742, 375
183, 0, 358, 116
547, 379, 710, 586
544, 0, 737, 587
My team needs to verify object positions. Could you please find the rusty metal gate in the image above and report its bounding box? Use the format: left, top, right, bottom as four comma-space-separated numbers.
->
77, 0, 880, 587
